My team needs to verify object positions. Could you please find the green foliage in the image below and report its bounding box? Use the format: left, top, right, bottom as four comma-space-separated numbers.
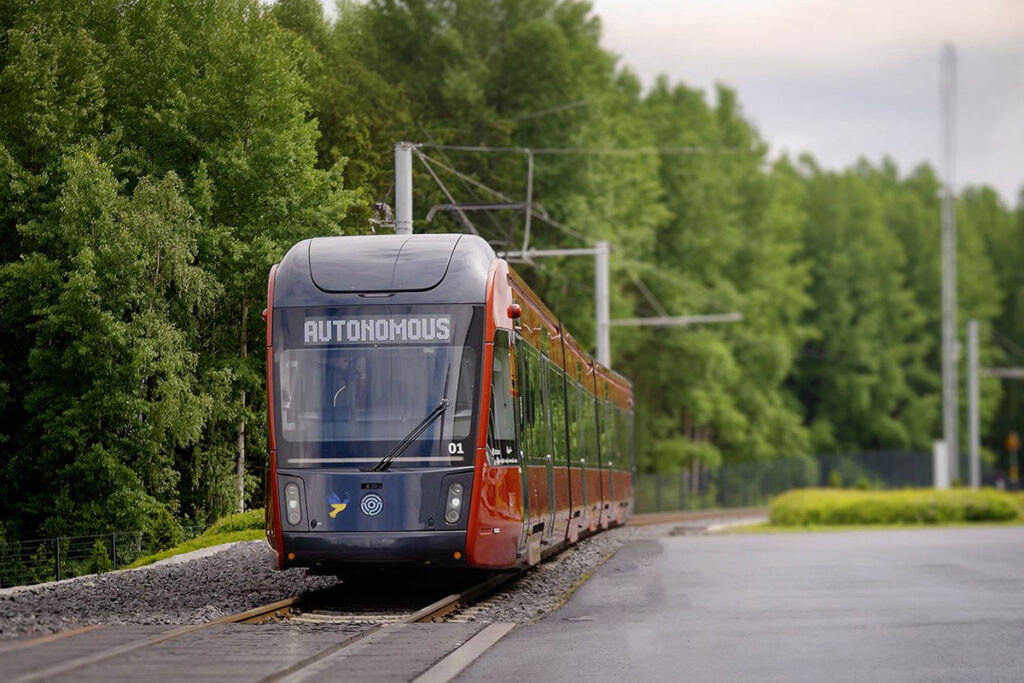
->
203, 508, 265, 536
149, 507, 183, 552
769, 488, 1020, 526
87, 539, 112, 574
828, 470, 842, 489
0, 0, 355, 539
128, 529, 264, 568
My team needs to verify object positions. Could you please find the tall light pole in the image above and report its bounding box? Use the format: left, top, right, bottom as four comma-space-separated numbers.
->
940, 44, 959, 482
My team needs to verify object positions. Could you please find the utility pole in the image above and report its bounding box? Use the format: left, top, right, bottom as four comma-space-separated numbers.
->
940, 44, 959, 482
967, 319, 980, 489
395, 141, 414, 235
595, 241, 610, 366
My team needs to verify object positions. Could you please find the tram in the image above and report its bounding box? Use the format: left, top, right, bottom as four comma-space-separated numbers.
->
264, 233, 633, 571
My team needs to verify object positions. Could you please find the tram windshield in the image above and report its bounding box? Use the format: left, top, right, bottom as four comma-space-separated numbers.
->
273, 305, 483, 468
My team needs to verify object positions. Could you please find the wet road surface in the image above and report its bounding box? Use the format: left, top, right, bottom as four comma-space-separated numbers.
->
459, 527, 1024, 682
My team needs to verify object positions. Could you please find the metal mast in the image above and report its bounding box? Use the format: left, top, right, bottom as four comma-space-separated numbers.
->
967, 319, 980, 488
395, 141, 414, 235
940, 44, 959, 481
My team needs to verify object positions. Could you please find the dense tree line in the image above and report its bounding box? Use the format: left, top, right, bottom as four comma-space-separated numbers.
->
1, 0, 1020, 539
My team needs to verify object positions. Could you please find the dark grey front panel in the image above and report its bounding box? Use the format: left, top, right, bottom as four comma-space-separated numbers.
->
279, 468, 473, 533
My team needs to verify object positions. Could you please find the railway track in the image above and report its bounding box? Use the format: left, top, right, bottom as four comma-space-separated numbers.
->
2, 570, 520, 683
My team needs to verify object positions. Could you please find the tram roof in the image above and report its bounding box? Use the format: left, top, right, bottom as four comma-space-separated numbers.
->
273, 233, 496, 307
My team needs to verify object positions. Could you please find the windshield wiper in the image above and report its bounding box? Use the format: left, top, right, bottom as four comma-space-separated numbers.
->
369, 398, 450, 472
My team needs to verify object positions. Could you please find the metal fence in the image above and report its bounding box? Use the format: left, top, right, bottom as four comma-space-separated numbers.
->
634, 457, 820, 514
0, 524, 204, 589
634, 451, 998, 514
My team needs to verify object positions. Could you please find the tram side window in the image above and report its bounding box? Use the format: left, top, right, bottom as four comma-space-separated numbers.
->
526, 345, 547, 464
539, 356, 555, 460
566, 379, 580, 461
515, 337, 542, 464
576, 383, 597, 466
488, 331, 518, 466
616, 408, 631, 469
604, 401, 617, 470
548, 363, 566, 463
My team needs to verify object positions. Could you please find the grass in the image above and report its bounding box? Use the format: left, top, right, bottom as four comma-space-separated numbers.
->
128, 509, 266, 568
768, 488, 1020, 527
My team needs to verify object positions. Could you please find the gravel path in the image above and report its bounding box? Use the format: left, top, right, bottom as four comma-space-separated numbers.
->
0, 542, 338, 641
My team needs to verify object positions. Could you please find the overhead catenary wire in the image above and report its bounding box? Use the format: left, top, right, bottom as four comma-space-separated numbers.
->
411, 142, 738, 318
415, 143, 762, 157
413, 150, 480, 235
500, 99, 590, 123
415, 150, 590, 243
618, 254, 735, 315
990, 328, 1024, 363
415, 123, 509, 238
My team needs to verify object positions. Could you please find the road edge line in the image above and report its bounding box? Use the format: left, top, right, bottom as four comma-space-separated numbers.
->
412, 622, 515, 683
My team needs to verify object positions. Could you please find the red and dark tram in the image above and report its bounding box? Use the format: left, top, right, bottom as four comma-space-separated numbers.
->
264, 233, 634, 571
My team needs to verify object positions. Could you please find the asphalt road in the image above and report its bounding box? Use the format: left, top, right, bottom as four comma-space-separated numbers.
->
459, 527, 1024, 682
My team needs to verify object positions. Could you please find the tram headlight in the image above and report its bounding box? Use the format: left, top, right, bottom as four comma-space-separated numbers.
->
445, 481, 465, 525
284, 482, 302, 526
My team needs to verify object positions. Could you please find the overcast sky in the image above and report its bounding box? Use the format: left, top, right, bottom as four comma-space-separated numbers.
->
592, 0, 1024, 204
319, 0, 1024, 203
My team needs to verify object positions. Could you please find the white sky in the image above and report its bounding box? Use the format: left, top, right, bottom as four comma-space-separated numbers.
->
593, 0, 1024, 203
319, 0, 1024, 203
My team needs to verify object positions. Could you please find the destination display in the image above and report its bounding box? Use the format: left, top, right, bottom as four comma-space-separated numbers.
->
303, 314, 452, 345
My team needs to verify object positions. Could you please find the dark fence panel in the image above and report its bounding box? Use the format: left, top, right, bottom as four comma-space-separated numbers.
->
1, 523, 205, 589
635, 456, 819, 514
634, 451, 999, 515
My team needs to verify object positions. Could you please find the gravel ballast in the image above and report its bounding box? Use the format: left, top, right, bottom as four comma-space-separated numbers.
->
447, 523, 666, 625
0, 542, 338, 641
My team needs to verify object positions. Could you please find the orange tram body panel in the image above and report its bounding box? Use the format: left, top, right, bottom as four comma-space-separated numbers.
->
264, 234, 634, 572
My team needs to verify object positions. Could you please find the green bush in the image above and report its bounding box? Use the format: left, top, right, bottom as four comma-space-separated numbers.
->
769, 488, 1020, 526
827, 470, 842, 488
202, 509, 264, 537
88, 539, 112, 574
1005, 492, 1024, 516
149, 507, 184, 551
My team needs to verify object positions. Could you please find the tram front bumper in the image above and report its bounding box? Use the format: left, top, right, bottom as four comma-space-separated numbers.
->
282, 530, 468, 568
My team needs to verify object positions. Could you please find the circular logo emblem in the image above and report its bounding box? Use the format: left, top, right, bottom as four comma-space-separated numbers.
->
360, 493, 383, 516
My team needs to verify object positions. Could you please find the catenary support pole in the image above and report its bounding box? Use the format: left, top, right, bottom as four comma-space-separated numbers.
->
523, 150, 534, 252
940, 44, 959, 482
595, 240, 610, 367
395, 141, 414, 235
968, 319, 980, 489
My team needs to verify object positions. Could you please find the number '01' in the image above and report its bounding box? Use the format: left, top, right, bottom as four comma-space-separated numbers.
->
447, 442, 465, 455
